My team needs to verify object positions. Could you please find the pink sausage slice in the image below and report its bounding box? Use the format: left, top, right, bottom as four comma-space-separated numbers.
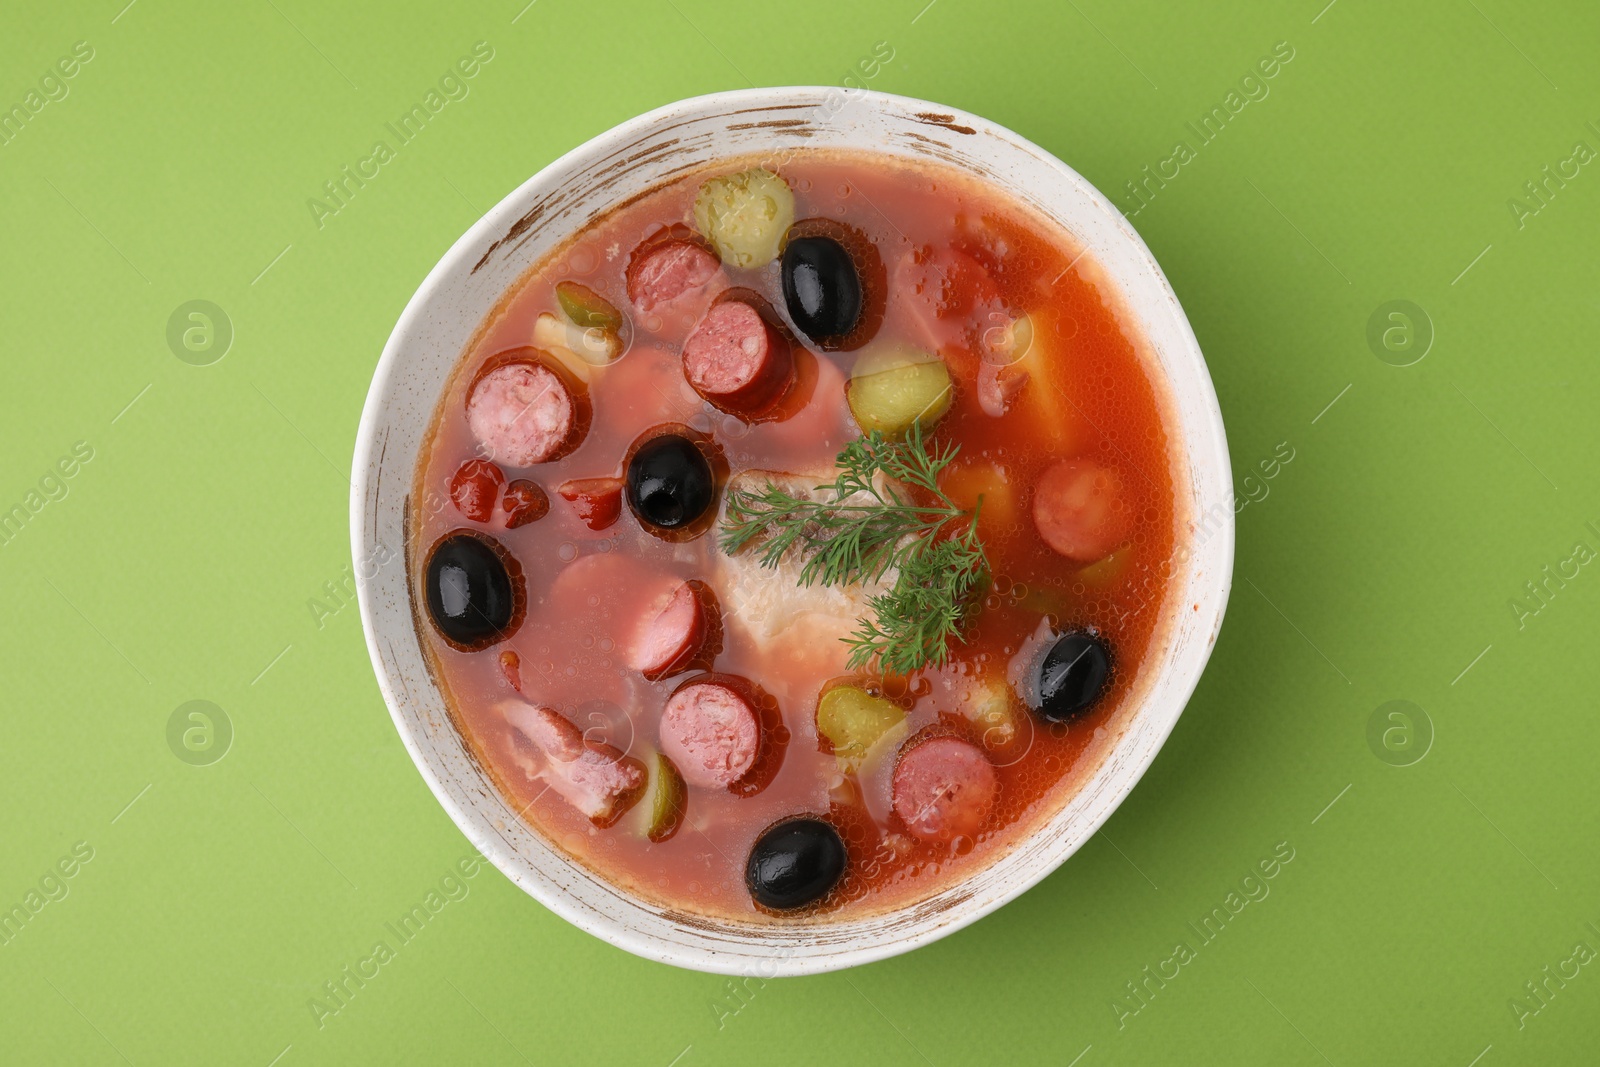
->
1031, 458, 1134, 562
467, 359, 582, 468
629, 581, 713, 680
659, 681, 760, 790
682, 299, 794, 417
892, 736, 998, 844
502, 700, 645, 827
627, 239, 720, 312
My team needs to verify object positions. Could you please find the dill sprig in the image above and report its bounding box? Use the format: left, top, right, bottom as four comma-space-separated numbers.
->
719, 422, 989, 673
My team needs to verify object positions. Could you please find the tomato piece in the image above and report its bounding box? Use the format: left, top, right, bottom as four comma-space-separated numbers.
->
502, 479, 549, 528
499, 649, 523, 692
449, 459, 505, 522
557, 477, 625, 531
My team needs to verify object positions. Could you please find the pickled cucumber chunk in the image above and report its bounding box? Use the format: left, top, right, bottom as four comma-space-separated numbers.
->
636, 750, 687, 843
816, 684, 905, 767
556, 281, 623, 331
693, 168, 795, 269
846, 344, 953, 437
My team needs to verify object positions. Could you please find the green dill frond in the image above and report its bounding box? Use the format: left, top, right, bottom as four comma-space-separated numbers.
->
717, 426, 990, 673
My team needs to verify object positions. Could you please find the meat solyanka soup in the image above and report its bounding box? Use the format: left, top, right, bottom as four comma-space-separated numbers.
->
411, 150, 1182, 920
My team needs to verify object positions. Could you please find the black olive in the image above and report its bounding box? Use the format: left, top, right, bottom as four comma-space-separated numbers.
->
746, 816, 847, 911
626, 434, 714, 531
1036, 631, 1111, 723
782, 236, 863, 345
424, 531, 524, 651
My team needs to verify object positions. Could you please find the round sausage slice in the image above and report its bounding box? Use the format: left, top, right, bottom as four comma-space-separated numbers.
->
892, 736, 998, 844
629, 581, 714, 680
1031, 458, 1134, 562
627, 238, 720, 312
466, 359, 583, 467
659, 681, 760, 789
682, 299, 794, 417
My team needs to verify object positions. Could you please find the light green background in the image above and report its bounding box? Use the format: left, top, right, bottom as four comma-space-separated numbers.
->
2, 1, 1596, 1063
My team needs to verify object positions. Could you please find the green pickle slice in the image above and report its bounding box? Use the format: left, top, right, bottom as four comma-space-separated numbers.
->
555, 280, 623, 331
692, 167, 795, 269
847, 344, 953, 437
817, 685, 906, 769
636, 751, 686, 843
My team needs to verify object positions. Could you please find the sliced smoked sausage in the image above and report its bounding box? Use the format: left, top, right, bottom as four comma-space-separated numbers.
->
627, 233, 721, 312
681, 297, 794, 417
629, 580, 716, 680
1031, 458, 1134, 562
891, 736, 998, 844
659, 680, 760, 790
466, 355, 587, 467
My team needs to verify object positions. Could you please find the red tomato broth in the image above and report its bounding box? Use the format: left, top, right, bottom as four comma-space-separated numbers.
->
411, 150, 1182, 921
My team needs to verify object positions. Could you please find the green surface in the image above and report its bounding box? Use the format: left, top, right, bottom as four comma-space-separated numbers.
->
2, 0, 1596, 1063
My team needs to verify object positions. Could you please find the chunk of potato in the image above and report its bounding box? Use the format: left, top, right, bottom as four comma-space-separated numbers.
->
939, 458, 1020, 539
963, 677, 1020, 749
693, 167, 795, 269
1005, 308, 1091, 453
534, 311, 622, 367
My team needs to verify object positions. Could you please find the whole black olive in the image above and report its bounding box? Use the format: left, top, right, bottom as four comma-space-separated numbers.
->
1036, 631, 1111, 723
782, 236, 863, 345
626, 434, 714, 531
424, 531, 524, 650
746, 816, 847, 911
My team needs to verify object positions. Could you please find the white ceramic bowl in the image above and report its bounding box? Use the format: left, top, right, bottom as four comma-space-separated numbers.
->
351, 87, 1233, 976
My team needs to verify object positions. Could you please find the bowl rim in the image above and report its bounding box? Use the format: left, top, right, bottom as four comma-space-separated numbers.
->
351, 85, 1233, 975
